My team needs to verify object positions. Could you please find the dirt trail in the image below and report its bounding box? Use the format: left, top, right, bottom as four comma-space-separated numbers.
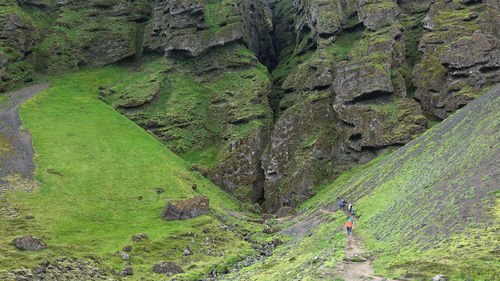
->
0, 82, 50, 191
281, 207, 399, 280
334, 210, 400, 281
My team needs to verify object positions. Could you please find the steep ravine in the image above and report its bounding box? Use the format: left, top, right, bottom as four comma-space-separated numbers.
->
1, 0, 499, 213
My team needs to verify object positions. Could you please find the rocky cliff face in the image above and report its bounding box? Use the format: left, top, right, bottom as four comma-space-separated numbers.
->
0, 0, 151, 91
1, 0, 498, 212
413, 0, 500, 120
102, 0, 276, 203
0, 0, 39, 91
258, 0, 499, 212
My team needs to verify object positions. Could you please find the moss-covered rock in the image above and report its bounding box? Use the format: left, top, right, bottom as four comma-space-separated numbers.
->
104, 43, 273, 203
0, 0, 39, 91
412, 0, 500, 120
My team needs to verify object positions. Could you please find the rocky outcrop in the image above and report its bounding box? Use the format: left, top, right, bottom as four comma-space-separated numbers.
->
152, 260, 184, 275
261, 0, 428, 212
333, 61, 393, 103
147, 0, 275, 63
358, 1, 401, 31
210, 123, 271, 202
13, 235, 46, 251
413, 0, 500, 120
36, 0, 151, 73
0, 1, 39, 91
161, 195, 209, 221
0, 0, 152, 81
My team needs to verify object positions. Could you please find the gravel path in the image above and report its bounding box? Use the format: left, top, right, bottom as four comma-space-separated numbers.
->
0, 82, 50, 189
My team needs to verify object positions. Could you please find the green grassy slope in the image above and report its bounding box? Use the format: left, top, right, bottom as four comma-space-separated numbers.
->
0, 66, 263, 279
302, 84, 500, 280
222, 210, 347, 281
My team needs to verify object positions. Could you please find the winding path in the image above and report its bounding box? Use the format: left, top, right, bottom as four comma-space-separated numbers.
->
0, 82, 50, 190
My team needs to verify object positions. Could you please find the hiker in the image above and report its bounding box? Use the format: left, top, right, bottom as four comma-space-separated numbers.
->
347, 216, 353, 223
342, 200, 347, 210
339, 201, 343, 210
345, 218, 354, 237
349, 204, 354, 215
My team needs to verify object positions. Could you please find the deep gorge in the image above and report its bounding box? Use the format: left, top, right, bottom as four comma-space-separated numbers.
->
1, 0, 499, 213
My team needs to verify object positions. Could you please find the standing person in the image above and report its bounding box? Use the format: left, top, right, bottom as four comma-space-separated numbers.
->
342, 200, 347, 210
349, 204, 354, 215
348, 203, 352, 213
339, 201, 343, 210
345, 218, 354, 237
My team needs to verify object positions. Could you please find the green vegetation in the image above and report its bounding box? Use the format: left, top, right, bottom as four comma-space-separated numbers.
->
223, 211, 347, 280
102, 44, 273, 202
301, 89, 500, 280
0, 65, 266, 279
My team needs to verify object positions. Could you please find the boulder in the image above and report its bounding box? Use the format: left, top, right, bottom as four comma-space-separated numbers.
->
118, 266, 133, 276
161, 195, 209, 221
14, 235, 46, 251
152, 261, 184, 275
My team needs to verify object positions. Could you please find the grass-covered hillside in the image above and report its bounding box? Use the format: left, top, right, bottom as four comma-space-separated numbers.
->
0, 65, 271, 280
301, 84, 500, 280
225, 85, 499, 281
101, 44, 273, 203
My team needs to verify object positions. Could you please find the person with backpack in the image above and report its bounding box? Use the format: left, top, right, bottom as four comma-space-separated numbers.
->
339, 201, 344, 210
345, 218, 354, 237
349, 204, 354, 215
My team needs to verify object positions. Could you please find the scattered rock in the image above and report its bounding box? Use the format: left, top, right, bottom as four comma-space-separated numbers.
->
32, 267, 43, 274
432, 275, 447, 281
140, 233, 149, 239
14, 235, 46, 251
137, 196, 142, 200
156, 188, 164, 194
25, 214, 35, 220
192, 184, 197, 190
121, 253, 130, 261
183, 249, 192, 256
118, 266, 133, 276
122, 245, 132, 252
161, 195, 209, 221
152, 261, 184, 275
132, 235, 142, 242
97, 85, 107, 90
203, 227, 210, 234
